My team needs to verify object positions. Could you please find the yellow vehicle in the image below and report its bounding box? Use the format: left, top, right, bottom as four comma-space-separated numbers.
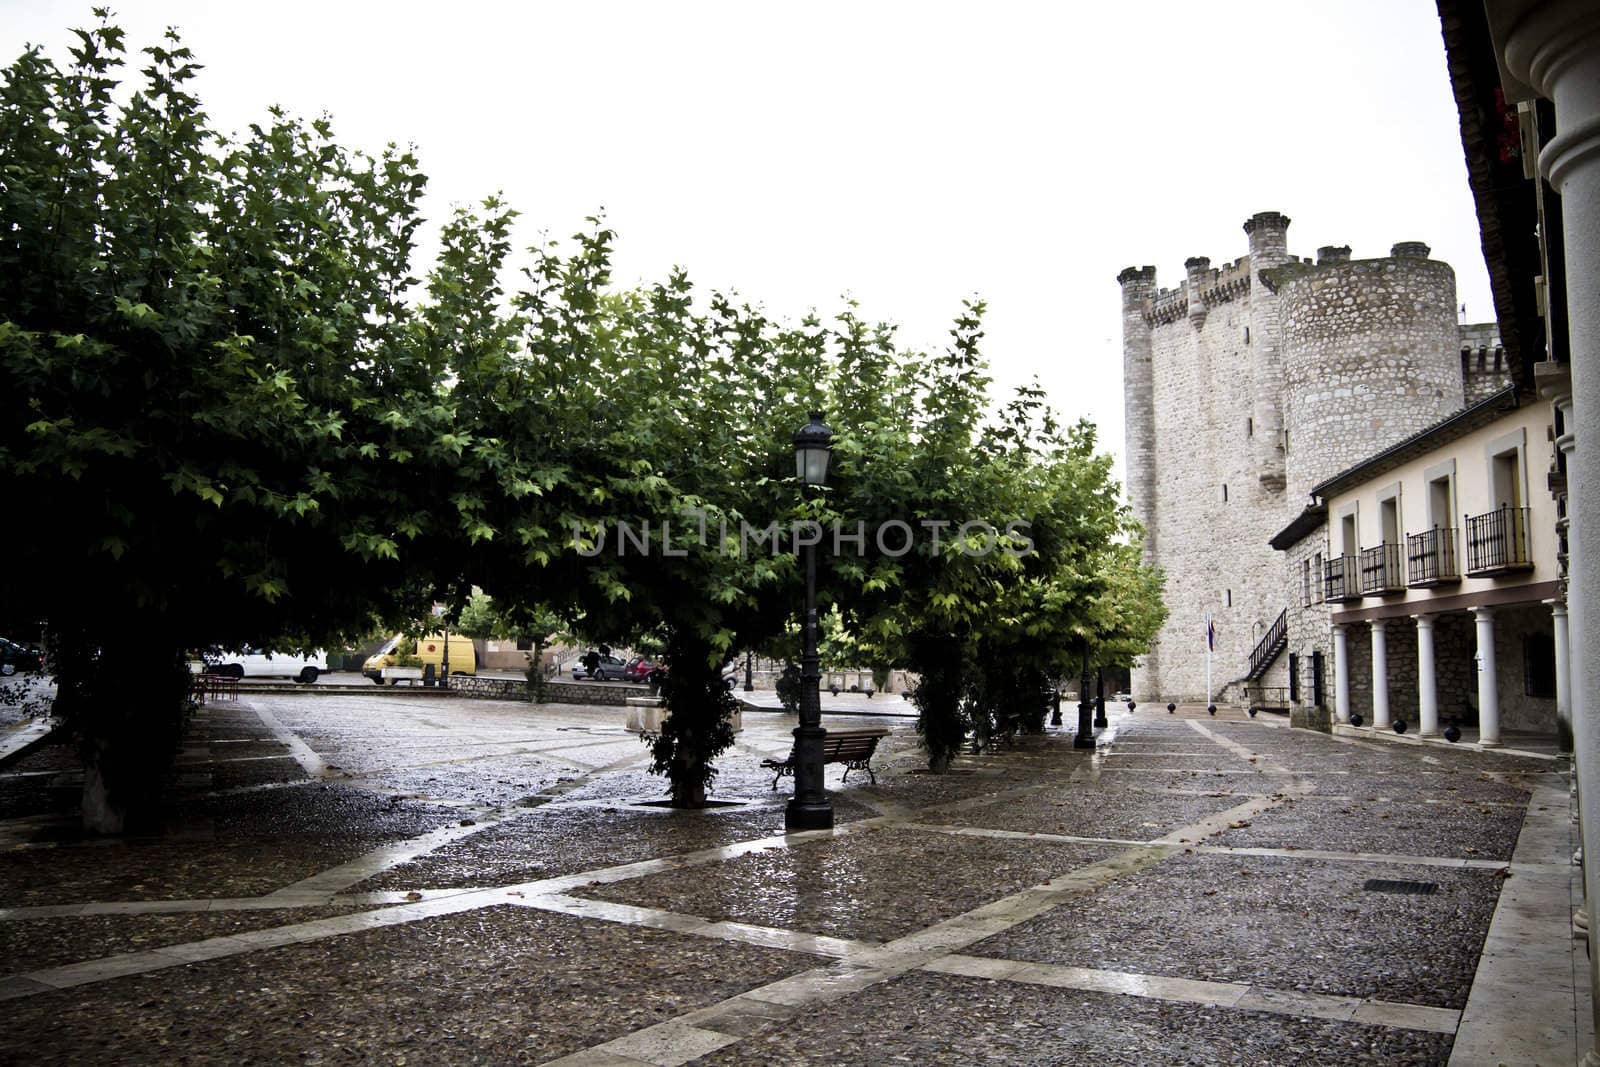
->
362, 633, 476, 684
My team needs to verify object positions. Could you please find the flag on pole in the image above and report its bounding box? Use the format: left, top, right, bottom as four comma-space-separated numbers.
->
1206, 613, 1215, 651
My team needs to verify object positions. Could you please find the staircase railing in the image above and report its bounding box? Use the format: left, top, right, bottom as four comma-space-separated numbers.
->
1247, 608, 1288, 681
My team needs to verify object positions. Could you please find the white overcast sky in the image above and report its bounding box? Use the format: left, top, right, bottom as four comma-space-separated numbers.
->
2, 1, 1492, 491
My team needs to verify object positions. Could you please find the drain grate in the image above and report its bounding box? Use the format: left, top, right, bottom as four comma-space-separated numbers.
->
1363, 878, 1439, 895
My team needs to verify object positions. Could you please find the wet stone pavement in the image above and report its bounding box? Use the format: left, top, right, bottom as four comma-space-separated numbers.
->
0, 695, 1581, 1064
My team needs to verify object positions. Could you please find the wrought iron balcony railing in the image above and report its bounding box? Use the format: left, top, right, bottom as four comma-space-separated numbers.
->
1406, 527, 1460, 587
1323, 554, 1361, 602
1358, 542, 1405, 595
1465, 506, 1534, 577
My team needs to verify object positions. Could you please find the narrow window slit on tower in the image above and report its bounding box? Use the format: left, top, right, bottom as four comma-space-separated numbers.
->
1222, 484, 1229, 502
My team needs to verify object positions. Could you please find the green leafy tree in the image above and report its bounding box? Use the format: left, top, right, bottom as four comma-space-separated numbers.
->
0, 18, 452, 829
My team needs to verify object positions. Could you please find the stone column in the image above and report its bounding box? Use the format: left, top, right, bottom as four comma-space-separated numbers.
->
1415, 614, 1439, 738
1332, 623, 1351, 724
1496, 3, 1600, 1058
1474, 607, 1501, 747
1370, 622, 1391, 729
1550, 599, 1573, 752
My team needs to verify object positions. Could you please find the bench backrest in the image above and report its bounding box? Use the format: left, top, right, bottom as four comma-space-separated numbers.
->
820, 730, 886, 759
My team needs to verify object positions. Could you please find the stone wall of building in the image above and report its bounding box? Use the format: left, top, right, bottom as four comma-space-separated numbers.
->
1492, 603, 1557, 732
1121, 217, 1475, 704
1282, 533, 1334, 727
1433, 613, 1479, 725
1132, 248, 1291, 702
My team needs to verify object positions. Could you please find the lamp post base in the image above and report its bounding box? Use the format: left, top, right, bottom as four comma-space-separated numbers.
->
1074, 701, 1096, 749
785, 799, 834, 831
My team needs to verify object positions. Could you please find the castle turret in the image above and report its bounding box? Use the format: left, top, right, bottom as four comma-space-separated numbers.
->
1244, 211, 1291, 493
1118, 264, 1159, 698
1119, 265, 1159, 556
1279, 242, 1463, 495
1185, 257, 1211, 329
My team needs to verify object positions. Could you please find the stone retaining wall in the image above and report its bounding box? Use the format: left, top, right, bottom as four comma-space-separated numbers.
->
444, 675, 531, 701
443, 676, 648, 706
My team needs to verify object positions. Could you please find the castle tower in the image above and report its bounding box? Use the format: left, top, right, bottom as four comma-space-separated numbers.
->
1117, 213, 1475, 705
1244, 211, 1291, 494
1277, 241, 1463, 495
1118, 264, 1159, 556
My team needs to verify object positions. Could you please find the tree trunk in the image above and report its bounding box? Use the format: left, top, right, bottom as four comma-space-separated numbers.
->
52, 628, 192, 834
648, 631, 736, 807
80, 738, 125, 835
910, 633, 967, 773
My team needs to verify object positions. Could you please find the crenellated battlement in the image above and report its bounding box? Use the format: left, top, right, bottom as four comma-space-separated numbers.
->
1138, 255, 1258, 324
1459, 322, 1512, 402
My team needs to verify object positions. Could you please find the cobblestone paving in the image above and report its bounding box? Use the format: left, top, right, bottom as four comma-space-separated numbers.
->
697, 970, 1455, 1066
972, 852, 1500, 1008
0, 697, 1574, 1064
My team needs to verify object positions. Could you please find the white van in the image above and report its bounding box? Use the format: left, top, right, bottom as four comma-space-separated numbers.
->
203, 648, 328, 683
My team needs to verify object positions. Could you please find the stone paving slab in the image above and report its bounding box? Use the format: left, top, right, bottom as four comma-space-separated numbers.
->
694, 970, 1454, 1066
0, 905, 371, 973
971, 852, 1501, 1009
918, 785, 1249, 841
0, 785, 463, 906
1206, 796, 1526, 861
0, 905, 817, 1066
574, 825, 1121, 944
1299, 771, 1534, 804
351, 804, 802, 892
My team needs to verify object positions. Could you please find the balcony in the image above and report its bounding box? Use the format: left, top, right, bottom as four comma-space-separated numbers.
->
1406, 528, 1460, 587
1323, 554, 1361, 602
1465, 506, 1534, 577
1358, 543, 1405, 595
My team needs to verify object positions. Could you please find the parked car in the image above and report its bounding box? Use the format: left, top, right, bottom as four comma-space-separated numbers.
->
572, 654, 628, 681
637, 661, 740, 693
622, 656, 663, 684
203, 648, 329, 683
0, 637, 45, 676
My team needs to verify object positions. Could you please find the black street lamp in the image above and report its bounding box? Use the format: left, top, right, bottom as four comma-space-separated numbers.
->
1075, 647, 1095, 750
1093, 666, 1107, 729
788, 411, 834, 831
744, 651, 754, 692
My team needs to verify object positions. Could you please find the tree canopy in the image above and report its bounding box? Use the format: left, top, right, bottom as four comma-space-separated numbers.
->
1, 15, 1164, 824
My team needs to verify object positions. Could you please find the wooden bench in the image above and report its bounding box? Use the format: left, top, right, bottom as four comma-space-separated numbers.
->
761, 727, 888, 789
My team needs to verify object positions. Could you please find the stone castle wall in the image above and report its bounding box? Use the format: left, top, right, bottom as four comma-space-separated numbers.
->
1121, 217, 1477, 704
1140, 281, 1292, 701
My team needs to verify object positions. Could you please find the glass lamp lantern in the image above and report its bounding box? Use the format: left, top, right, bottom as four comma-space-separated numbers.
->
793, 411, 833, 487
